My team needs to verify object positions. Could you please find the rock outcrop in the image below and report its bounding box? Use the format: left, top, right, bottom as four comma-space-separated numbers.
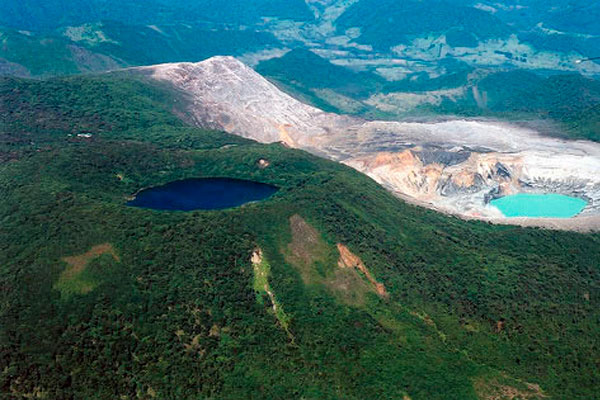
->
139, 56, 600, 230
337, 244, 387, 298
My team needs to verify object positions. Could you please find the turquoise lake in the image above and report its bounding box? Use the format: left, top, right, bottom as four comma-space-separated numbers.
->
490, 193, 587, 218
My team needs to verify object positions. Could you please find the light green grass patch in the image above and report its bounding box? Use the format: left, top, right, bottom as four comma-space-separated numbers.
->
55, 243, 119, 298
252, 249, 291, 332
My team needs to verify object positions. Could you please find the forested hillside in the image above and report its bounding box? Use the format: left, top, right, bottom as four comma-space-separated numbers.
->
0, 23, 279, 78
1, 73, 599, 399
336, 0, 510, 50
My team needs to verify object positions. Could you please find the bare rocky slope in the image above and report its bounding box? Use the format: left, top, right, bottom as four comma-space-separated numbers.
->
138, 56, 600, 230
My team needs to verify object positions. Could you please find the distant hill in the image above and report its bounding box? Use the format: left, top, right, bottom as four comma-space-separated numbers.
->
480, 0, 600, 60
0, 0, 313, 30
256, 48, 385, 113
0, 27, 125, 77
258, 49, 384, 97
256, 50, 600, 141
0, 24, 279, 77
434, 71, 600, 141
487, 0, 600, 36
336, 0, 510, 51
78, 22, 279, 66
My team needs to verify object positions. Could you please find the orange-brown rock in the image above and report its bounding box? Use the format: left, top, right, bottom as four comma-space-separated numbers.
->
336, 243, 388, 298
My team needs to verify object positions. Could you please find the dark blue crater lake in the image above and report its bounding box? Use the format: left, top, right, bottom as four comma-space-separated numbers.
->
127, 178, 279, 211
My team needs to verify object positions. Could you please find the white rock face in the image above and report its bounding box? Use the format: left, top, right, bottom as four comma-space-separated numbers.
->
140, 56, 600, 230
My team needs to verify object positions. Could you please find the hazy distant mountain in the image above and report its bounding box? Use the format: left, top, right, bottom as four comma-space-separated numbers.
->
0, 0, 313, 30
336, 0, 511, 50
486, 0, 600, 35
0, 23, 279, 77
1, 0, 598, 78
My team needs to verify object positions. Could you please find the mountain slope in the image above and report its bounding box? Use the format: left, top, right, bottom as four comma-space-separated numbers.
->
427, 71, 600, 142
0, 27, 123, 77
76, 22, 280, 67
1, 70, 599, 399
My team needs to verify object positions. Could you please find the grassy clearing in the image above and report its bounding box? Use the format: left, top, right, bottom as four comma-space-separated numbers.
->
283, 214, 332, 284
283, 214, 384, 307
54, 243, 119, 297
473, 374, 547, 400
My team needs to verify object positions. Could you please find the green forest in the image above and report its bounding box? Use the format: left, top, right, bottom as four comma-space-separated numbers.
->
1, 73, 599, 399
